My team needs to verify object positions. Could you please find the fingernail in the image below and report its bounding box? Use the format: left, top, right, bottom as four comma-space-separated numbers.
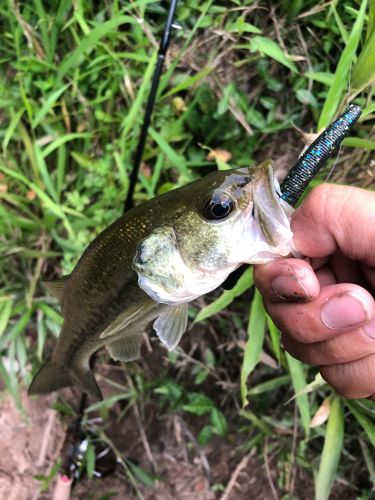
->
364, 317, 375, 339
321, 293, 369, 330
272, 274, 310, 301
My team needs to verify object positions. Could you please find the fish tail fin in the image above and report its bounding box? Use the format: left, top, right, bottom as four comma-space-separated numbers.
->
28, 356, 74, 395
28, 357, 103, 401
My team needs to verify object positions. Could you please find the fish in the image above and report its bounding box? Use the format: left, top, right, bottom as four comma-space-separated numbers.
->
28, 104, 362, 400
28, 161, 294, 400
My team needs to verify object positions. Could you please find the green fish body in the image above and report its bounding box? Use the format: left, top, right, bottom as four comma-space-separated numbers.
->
28, 161, 294, 399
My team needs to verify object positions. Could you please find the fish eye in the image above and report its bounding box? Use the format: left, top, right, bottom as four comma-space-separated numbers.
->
202, 193, 235, 220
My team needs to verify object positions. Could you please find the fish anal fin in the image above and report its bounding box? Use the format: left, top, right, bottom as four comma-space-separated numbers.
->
44, 275, 70, 303
73, 365, 103, 401
106, 334, 142, 362
153, 303, 188, 351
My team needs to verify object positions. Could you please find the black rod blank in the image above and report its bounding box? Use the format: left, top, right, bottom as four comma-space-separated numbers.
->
124, 0, 179, 213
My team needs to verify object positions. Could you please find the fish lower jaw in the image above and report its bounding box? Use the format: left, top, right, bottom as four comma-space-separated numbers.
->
137, 266, 234, 306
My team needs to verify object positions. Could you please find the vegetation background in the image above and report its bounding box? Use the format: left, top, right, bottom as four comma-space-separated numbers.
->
1, 0, 375, 498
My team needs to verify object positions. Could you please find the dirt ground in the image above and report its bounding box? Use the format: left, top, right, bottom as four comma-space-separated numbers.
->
0, 389, 293, 500
0, 391, 64, 500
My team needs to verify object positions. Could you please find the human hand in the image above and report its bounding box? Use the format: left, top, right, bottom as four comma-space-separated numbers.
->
254, 184, 375, 399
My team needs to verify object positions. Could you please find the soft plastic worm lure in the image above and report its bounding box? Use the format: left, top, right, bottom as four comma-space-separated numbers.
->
280, 104, 362, 207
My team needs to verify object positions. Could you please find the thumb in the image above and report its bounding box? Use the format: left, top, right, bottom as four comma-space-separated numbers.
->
292, 184, 375, 267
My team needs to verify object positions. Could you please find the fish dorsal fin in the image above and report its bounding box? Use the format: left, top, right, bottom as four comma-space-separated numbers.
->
153, 304, 188, 351
44, 275, 70, 303
106, 334, 142, 362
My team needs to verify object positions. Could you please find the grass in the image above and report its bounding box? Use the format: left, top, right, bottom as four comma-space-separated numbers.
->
1, 0, 375, 498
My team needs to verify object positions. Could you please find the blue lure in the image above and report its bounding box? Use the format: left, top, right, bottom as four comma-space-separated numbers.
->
280, 104, 362, 207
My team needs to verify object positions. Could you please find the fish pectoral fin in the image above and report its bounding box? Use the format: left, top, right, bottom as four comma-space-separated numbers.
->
106, 334, 142, 362
100, 305, 146, 339
153, 304, 188, 351
44, 275, 70, 303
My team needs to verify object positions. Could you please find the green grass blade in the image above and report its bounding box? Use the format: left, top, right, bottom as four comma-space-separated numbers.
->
318, 0, 367, 129
0, 299, 13, 337
343, 137, 375, 150
249, 36, 298, 73
359, 439, 375, 489
162, 67, 213, 99
49, 0, 72, 58
362, 102, 375, 117
241, 289, 266, 407
304, 71, 334, 86
352, 21, 375, 88
148, 127, 192, 180
315, 396, 344, 500
332, 5, 349, 44
0, 358, 22, 412
239, 409, 272, 435
346, 400, 375, 447
0, 164, 74, 238
286, 352, 310, 436
42, 132, 91, 158
34, 0, 51, 61
120, 49, 157, 151
56, 15, 135, 82
366, 0, 375, 40
195, 267, 253, 323
2, 107, 24, 152
266, 315, 281, 365
248, 374, 290, 396
32, 84, 70, 129
34, 143, 59, 201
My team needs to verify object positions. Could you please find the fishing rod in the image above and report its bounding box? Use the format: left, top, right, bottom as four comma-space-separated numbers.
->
54, 3, 180, 498
125, 0, 179, 212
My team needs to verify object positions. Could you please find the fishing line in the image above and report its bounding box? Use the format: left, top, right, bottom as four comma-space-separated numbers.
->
324, 58, 355, 183
324, 145, 342, 182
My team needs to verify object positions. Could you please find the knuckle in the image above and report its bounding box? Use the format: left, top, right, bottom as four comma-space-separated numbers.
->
320, 365, 353, 397
320, 361, 374, 399
281, 333, 311, 364
323, 340, 348, 364
282, 311, 316, 343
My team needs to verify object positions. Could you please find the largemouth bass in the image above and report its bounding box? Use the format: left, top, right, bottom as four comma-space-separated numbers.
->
28, 104, 362, 400
28, 161, 293, 400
